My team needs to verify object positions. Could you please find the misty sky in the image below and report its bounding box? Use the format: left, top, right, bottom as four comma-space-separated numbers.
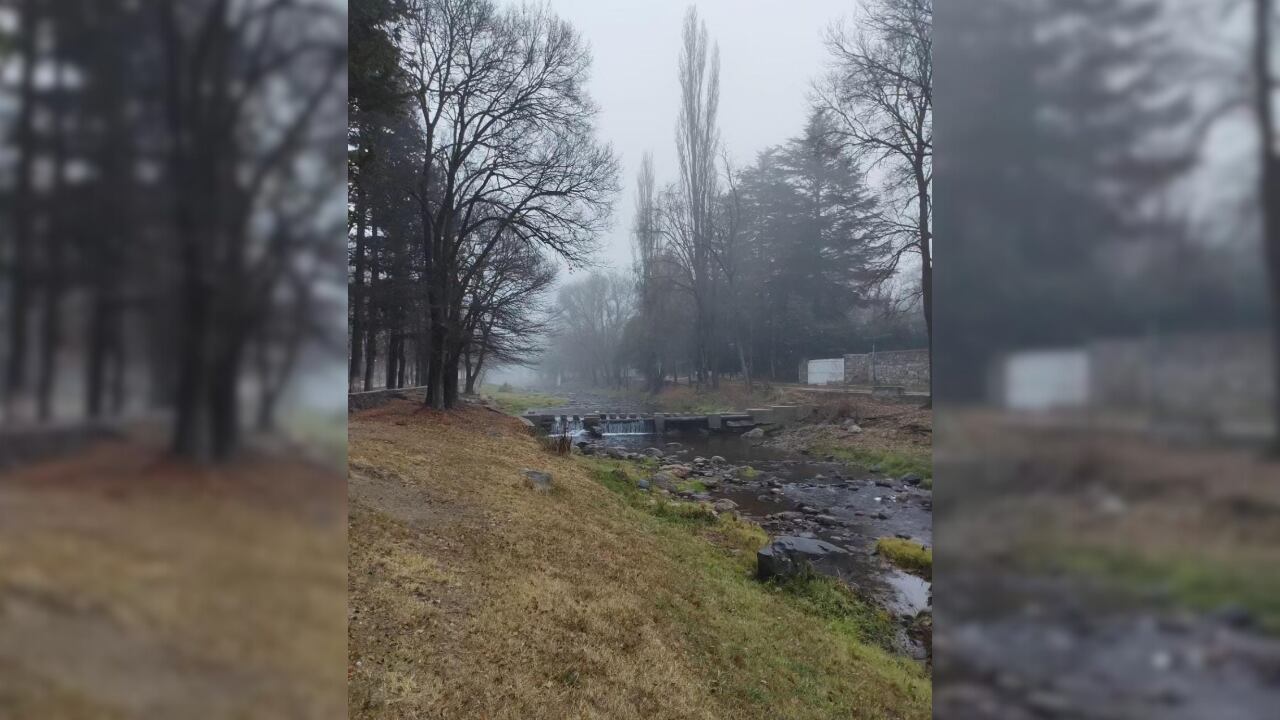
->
544, 0, 854, 274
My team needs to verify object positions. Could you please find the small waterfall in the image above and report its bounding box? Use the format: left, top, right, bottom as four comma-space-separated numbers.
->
549, 415, 585, 435
547, 414, 656, 436
600, 417, 655, 435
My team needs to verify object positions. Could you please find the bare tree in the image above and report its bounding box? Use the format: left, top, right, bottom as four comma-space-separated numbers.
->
674, 5, 721, 387
818, 0, 932, 388
403, 0, 618, 408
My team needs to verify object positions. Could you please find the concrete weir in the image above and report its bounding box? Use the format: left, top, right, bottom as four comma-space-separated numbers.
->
523, 404, 815, 435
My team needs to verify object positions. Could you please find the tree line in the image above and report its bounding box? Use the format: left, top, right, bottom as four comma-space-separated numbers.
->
0, 0, 345, 461
542, 1, 932, 392
347, 0, 618, 406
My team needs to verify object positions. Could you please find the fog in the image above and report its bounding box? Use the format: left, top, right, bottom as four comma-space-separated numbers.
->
544, 0, 853, 271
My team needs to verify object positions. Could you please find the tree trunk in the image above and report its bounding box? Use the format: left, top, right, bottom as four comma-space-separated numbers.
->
385, 331, 398, 389
917, 154, 934, 409
1255, 0, 1280, 446
37, 13, 67, 422
349, 175, 368, 389
6, 0, 37, 406
364, 237, 380, 390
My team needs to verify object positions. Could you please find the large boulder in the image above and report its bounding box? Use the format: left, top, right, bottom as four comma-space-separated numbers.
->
522, 469, 554, 492
712, 498, 738, 513
756, 536, 847, 581
741, 427, 765, 439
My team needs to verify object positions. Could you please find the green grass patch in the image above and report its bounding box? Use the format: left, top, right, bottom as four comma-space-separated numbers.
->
677, 479, 708, 493
876, 538, 933, 578
818, 445, 932, 486
481, 385, 567, 415
584, 458, 720, 526
765, 570, 899, 651
1032, 543, 1280, 632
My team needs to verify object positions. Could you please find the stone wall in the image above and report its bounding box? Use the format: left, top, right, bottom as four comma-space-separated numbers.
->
843, 349, 930, 391
1087, 332, 1272, 427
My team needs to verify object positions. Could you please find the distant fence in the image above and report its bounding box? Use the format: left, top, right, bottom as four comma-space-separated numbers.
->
800, 349, 931, 391
994, 331, 1273, 433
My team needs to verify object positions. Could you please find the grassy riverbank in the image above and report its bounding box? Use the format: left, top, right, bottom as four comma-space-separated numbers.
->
348, 398, 930, 719
766, 394, 933, 485
945, 413, 1280, 631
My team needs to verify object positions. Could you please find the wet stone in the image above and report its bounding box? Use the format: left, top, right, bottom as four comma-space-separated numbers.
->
756, 536, 849, 581
522, 469, 553, 492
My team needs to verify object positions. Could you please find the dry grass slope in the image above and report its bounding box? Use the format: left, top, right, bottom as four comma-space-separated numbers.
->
348, 400, 930, 719
0, 442, 348, 719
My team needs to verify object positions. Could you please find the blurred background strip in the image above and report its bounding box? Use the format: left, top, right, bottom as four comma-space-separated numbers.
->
935, 0, 1280, 717
0, 1, 348, 718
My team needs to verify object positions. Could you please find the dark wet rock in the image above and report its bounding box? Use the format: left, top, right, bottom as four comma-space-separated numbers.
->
900, 473, 924, 486
815, 514, 841, 525
522, 469, 553, 492
896, 532, 912, 540
757, 536, 849, 581
875, 511, 890, 520
875, 478, 894, 487
1210, 603, 1256, 629
650, 471, 679, 490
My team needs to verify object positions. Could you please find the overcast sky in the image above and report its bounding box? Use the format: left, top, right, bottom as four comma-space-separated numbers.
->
543, 0, 855, 274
